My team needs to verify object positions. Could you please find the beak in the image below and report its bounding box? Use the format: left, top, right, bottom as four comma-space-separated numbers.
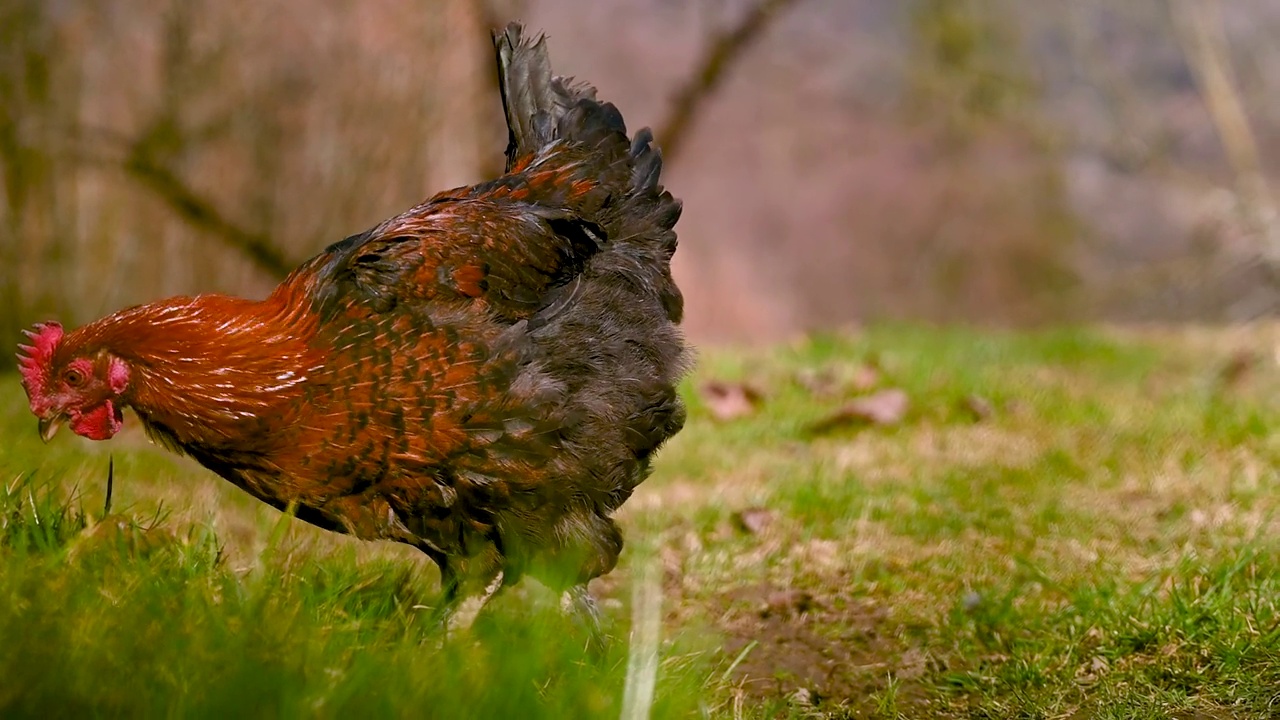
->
38, 413, 67, 443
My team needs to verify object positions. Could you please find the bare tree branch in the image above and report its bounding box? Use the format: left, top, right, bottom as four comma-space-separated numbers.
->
68, 120, 294, 281
102, 1, 295, 281
1169, 0, 1280, 273
71, 3, 802, 283
657, 0, 805, 164
123, 146, 293, 279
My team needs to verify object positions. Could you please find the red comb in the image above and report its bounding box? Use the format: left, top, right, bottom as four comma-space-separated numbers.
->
16, 321, 64, 400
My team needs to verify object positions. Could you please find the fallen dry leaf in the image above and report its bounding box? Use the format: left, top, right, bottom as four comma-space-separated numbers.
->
700, 381, 764, 421
793, 361, 880, 398
961, 394, 994, 422
805, 388, 909, 435
788, 687, 819, 708
1004, 399, 1032, 419
849, 361, 881, 392
763, 589, 819, 617
731, 507, 775, 536
794, 367, 840, 397
1218, 349, 1255, 389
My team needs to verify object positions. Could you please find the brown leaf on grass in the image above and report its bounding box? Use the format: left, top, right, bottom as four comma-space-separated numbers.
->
1218, 349, 1255, 389
788, 688, 818, 708
805, 388, 909, 435
794, 367, 840, 397
731, 507, 775, 536
1005, 399, 1032, 419
700, 380, 764, 421
849, 360, 881, 392
793, 361, 880, 398
961, 394, 994, 422
762, 589, 819, 617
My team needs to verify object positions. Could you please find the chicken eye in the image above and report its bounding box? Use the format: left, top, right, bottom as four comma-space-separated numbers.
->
64, 368, 86, 387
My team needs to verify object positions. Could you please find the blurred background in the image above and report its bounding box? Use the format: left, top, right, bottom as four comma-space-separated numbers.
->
3, 0, 1280, 352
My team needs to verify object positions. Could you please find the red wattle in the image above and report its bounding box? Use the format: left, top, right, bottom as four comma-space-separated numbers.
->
71, 400, 124, 440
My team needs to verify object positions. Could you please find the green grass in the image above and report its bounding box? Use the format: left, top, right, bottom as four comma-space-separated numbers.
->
3, 323, 1280, 718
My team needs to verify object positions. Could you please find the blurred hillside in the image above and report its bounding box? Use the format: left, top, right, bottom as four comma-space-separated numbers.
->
3, 0, 1280, 349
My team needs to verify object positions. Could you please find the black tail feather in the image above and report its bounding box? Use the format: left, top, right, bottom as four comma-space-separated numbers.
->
493, 23, 551, 168
493, 23, 631, 167
492, 22, 682, 318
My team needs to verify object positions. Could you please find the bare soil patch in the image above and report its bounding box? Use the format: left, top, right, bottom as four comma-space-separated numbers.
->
716, 583, 937, 715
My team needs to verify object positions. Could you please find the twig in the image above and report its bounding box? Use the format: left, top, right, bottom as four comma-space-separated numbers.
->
103, 455, 114, 518
123, 148, 293, 278
68, 122, 295, 281
1169, 0, 1280, 276
657, 0, 805, 163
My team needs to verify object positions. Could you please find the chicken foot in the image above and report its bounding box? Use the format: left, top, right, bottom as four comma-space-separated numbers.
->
446, 570, 506, 634
562, 583, 606, 653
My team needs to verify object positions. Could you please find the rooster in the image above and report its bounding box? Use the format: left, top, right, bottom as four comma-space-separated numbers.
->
17, 23, 688, 630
